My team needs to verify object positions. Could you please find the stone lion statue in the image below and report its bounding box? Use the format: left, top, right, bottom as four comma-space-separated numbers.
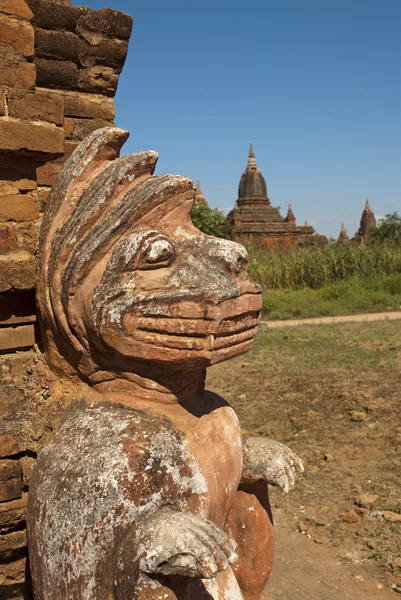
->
27, 127, 303, 600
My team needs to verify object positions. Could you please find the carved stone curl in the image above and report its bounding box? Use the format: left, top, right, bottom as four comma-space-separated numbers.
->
27, 128, 303, 599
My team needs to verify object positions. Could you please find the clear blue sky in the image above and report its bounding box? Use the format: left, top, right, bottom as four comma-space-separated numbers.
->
78, 0, 400, 239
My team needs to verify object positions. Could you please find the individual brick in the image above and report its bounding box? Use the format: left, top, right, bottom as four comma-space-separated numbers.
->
36, 162, 61, 186
78, 65, 118, 97
64, 116, 113, 141
7, 88, 64, 125
0, 290, 37, 325
0, 118, 64, 155
0, 324, 35, 352
35, 27, 86, 63
79, 36, 129, 72
36, 139, 78, 187
35, 57, 79, 90
0, 61, 36, 89
0, 251, 36, 292
0, 223, 17, 253
0, 0, 33, 20
0, 13, 34, 57
27, 0, 80, 32
0, 556, 26, 588
76, 8, 133, 43
0, 495, 27, 534
0, 530, 27, 561
15, 220, 40, 254
0, 221, 39, 255
0, 193, 39, 222
60, 90, 115, 120
0, 434, 24, 459
0, 460, 22, 502
2, 222, 34, 258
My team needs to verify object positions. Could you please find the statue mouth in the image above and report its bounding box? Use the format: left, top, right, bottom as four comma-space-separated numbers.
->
135, 309, 260, 348
122, 292, 262, 364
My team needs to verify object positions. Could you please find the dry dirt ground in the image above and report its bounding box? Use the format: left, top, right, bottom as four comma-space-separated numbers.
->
207, 320, 401, 594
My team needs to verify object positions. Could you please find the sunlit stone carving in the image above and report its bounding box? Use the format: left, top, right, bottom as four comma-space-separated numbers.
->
28, 127, 303, 600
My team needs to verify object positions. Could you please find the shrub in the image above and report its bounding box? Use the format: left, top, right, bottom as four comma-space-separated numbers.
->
191, 202, 226, 238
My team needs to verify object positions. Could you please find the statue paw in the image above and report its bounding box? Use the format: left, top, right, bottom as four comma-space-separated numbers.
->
242, 437, 304, 493
138, 509, 237, 579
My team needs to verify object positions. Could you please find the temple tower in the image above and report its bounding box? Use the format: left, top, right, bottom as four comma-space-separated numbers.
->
225, 144, 327, 248
194, 179, 208, 206
238, 143, 269, 201
337, 222, 350, 245
285, 204, 296, 224
355, 198, 376, 242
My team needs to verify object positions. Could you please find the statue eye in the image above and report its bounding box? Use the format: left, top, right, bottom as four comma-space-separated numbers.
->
138, 236, 175, 268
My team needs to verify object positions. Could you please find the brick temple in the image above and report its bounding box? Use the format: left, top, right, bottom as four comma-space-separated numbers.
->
225, 144, 327, 248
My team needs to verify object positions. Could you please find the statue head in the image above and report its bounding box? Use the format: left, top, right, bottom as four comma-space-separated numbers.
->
37, 128, 262, 383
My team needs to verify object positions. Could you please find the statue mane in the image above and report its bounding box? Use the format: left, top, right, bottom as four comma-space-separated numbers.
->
37, 127, 193, 376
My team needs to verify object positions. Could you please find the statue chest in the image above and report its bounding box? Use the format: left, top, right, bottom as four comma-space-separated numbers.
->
185, 406, 243, 527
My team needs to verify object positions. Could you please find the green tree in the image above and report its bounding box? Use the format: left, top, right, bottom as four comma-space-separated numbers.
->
373, 212, 401, 243
191, 202, 226, 238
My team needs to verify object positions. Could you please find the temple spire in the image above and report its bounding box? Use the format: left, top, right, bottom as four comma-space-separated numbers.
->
194, 179, 207, 206
247, 142, 257, 170
285, 203, 296, 224
355, 197, 376, 242
337, 222, 349, 245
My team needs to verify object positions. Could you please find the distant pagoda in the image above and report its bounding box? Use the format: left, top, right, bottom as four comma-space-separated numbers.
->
225, 144, 327, 248
194, 179, 208, 207
354, 198, 377, 243
337, 222, 350, 245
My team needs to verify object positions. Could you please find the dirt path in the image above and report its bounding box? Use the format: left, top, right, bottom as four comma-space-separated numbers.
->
262, 311, 401, 328
263, 511, 395, 599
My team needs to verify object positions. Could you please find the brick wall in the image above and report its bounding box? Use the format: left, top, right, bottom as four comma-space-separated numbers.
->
0, 1, 133, 596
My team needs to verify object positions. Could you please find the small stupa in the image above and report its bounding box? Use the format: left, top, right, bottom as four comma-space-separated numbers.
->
194, 179, 208, 207
337, 222, 349, 245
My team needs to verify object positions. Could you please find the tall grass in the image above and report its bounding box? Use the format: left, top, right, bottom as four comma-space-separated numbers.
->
262, 274, 401, 319
248, 243, 401, 290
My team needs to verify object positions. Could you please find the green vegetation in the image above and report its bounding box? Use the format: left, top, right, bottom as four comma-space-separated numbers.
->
191, 202, 226, 238
246, 243, 401, 319
262, 274, 401, 319
373, 212, 401, 243
248, 243, 401, 290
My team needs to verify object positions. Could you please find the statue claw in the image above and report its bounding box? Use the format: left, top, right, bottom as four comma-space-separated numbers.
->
136, 509, 238, 580
242, 437, 304, 492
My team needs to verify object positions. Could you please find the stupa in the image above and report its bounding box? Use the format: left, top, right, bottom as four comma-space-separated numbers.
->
194, 179, 208, 206
354, 198, 376, 242
225, 144, 326, 248
337, 222, 350, 245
